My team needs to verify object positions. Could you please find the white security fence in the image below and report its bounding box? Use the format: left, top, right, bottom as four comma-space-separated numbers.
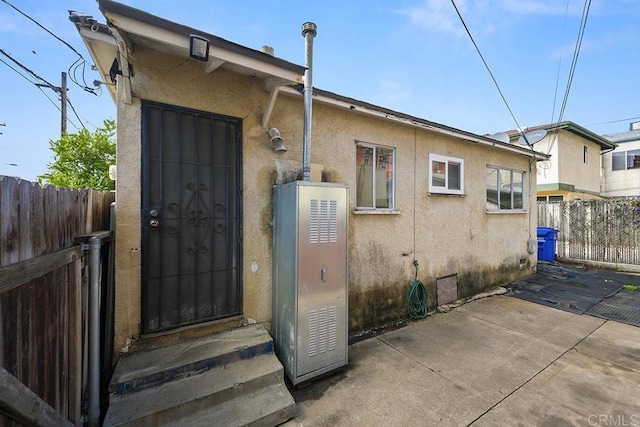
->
537, 199, 640, 265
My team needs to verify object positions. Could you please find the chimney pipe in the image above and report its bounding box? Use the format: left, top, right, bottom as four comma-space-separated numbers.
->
301, 22, 317, 181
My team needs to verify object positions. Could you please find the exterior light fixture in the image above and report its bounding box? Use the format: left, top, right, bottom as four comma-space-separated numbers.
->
189, 34, 210, 61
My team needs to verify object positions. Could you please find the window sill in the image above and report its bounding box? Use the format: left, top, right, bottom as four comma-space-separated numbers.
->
486, 210, 528, 214
428, 192, 466, 197
353, 210, 401, 215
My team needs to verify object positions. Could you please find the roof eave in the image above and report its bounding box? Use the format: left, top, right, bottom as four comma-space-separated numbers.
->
98, 0, 304, 85
280, 86, 548, 161
71, 21, 118, 102
521, 121, 616, 151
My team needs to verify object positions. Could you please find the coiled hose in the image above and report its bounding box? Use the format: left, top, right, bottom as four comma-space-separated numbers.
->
407, 260, 427, 319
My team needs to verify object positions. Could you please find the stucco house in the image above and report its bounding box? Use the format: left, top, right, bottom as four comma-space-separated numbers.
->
507, 122, 616, 202
601, 122, 640, 197
73, 0, 548, 423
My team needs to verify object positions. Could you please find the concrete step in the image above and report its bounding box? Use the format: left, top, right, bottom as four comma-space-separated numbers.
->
165, 383, 296, 427
104, 353, 289, 426
109, 324, 273, 395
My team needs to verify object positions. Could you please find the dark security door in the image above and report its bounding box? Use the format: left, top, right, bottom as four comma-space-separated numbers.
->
141, 101, 242, 333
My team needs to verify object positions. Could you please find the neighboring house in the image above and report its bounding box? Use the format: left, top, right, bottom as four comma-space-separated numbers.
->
507, 122, 616, 202
74, 0, 547, 356
601, 122, 640, 197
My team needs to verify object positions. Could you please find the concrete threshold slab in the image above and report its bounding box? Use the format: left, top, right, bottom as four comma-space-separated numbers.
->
110, 324, 272, 394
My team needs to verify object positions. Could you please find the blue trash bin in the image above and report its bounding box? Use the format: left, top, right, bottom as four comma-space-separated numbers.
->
537, 227, 558, 262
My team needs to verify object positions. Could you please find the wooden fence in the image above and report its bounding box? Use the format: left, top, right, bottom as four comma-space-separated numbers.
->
538, 198, 640, 266
0, 175, 114, 426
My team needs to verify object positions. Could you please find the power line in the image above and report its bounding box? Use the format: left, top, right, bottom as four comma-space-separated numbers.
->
67, 98, 87, 131
0, 56, 38, 86
588, 116, 640, 126
544, 0, 591, 157
36, 85, 63, 113
1, 0, 85, 59
449, 0, 528, 140
1, 0, 98, 95
550, 0, 572, 124
556, 0, 592, 125
0, 49, 55, 88
0, 54, 81, 133
0, 55, 65, 126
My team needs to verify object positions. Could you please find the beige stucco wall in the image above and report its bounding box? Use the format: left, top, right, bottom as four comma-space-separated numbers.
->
536, 130, 601, 196
535, 136, 559, 185
112, 47, 538, 351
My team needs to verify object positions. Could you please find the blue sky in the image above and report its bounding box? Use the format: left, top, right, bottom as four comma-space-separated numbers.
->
1, 0, 639, 181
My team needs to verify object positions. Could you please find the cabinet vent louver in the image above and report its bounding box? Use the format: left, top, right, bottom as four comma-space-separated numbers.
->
308, 306, 337, 357
310, 199, 338, 244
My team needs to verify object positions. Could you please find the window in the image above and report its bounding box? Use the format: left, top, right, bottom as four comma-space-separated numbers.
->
612, 149, 640, 171
355, 142, 395, 210
486, 166, 525, 211
583, 146, 588, 164
537, 195, 563, 202
429, 154, 464, 195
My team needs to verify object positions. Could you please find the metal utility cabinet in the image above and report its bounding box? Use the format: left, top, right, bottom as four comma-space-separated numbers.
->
272, 181, 348, 385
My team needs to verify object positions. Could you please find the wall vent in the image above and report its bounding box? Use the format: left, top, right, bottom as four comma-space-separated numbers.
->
437, 274, 458, 306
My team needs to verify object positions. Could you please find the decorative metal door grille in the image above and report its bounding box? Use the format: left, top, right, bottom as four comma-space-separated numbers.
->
141, 101, 242, 333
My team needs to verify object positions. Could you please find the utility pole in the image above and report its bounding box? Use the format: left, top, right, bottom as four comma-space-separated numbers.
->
36, 72, 67, 137
61, 72, 67, 136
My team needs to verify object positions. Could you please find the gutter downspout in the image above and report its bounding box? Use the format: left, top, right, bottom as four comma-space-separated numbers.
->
301, 22, 317, 182
88, 236, 101, 427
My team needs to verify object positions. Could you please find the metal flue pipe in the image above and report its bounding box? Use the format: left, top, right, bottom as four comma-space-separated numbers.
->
301, 22, 317, 181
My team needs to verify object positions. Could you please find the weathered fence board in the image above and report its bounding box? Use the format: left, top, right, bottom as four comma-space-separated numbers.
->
0, 176, 113, 268
538, 199, 640, 265
0, 367, 74, 427
0, 246, 81, 293
0, 175, 114, 425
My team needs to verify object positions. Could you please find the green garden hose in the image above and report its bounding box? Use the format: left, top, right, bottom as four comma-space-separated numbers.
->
408, 260, 427, 319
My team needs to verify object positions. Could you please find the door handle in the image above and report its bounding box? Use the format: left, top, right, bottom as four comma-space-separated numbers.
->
320, 267, 327, 283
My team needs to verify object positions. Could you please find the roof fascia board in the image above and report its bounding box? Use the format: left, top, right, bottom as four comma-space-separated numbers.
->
76, 25, 118, 101
279, 86, 548, 160
527, 121, 616, 151
78, 25, 116, 46
100, 6, 303, 84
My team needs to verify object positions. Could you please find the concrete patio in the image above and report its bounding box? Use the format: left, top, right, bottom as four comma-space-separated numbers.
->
284, 295, 640, 426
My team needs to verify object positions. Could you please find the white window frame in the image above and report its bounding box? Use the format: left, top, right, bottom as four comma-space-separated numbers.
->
355, 141, 396, 211
428, 154, 464, 195
486, 165, 526, 212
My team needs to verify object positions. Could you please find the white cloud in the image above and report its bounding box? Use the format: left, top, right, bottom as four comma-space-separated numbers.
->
400, 0, 468, 37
